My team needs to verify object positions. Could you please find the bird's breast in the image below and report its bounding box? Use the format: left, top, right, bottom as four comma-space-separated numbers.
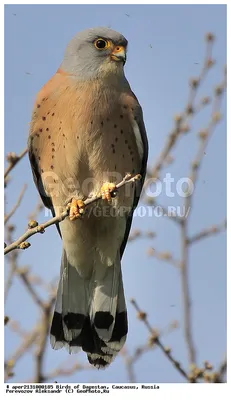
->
30, 76, 141, 208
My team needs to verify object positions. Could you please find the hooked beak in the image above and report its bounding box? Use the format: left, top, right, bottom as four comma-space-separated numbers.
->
110, 45, 126, 65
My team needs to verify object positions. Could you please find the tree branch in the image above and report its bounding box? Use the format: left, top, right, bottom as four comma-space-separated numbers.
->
4, 185, 27, 224
130, 298, 191, 382
4, 174, 141, 255
188, 220, 226, 245
34, 296, 55, 383
4, 148, 28, 183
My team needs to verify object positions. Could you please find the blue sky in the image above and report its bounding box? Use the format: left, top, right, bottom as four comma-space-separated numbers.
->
4, 4, 226, 383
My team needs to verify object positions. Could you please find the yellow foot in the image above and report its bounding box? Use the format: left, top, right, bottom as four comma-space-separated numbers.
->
101, 182, 117, 202
68, 199, 85, 221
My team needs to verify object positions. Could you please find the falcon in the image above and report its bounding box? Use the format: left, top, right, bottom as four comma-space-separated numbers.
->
28, 27, 148, 368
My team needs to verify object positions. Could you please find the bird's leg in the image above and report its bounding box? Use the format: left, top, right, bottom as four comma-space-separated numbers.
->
100, 182, 117, 203
67, 198, 85, 221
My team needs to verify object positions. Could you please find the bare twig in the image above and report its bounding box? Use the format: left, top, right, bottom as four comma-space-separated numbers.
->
4, 185, 27, 224
180, 222, 196, 364
120, 345, 150, 383
4, 226, 18, 301
179, 69, 226, 366
120, 348, 137, 383
128, 229, 156, 242
4, 148, 28, 182
188, 220, 226, 245
4, 174, 141, 255
18, 268, 45, 309
146, 247, 180, 268
142, 33, 215, 191
5, 327, 39, 380
34, 296, 55, 383
130, 298, 191, 381
184, 75, 226, 216
213, 358, 227, 383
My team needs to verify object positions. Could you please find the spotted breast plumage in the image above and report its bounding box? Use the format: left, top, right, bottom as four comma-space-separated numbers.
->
28, 27, 148, 368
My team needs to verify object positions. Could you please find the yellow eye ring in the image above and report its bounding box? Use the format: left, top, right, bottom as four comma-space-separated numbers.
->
94, 38, 110, 50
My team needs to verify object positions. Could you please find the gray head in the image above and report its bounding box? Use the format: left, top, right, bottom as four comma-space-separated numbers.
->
61, 27, 128, 81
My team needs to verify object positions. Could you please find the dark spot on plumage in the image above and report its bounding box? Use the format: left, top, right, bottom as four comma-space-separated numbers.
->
111, 143, 114, 148
109, 311, 128, 342
115, 165, 117, 170
39, 128, 43, 132
35, 148, 38, 152
112, 149, 115, 154
125, 140, 128, 144
120, 129, 123, 134
115, 137, 118, 142
120, 115, 123, 119
132, 157, 134, 162
47, 111, 50, 115
52, 155, 54, 159
50, 311, 65, 342
51, 165, 54, 169
91, 120, 93, 124
94, 311, 113, 330
52, 142, 55, 146
122, 154, 125, 158
52, 148, 55, 152
36, 133, 39, 137
46, 128, 49, 131
62, 133, 65, 137
59, 127, 61, 130
114, 124, 117, 128
37, 104, 40, 108
42, 97, 46, 101
63, 145, 65, 148
38, 157, 41, 161
130, 151, 133, 156
42, 116, 46, 121
131, 107, 134, 111
128, 145, 131, 150
106, 118, 109, 122
64, 313, 86, 330
77, 136, 79, 139
74, 316, 102, 354
52, 113, 55, 116
123, 105, 128, 109
101, 121, 104, 127
41, 168, 44, 173
54, 179, 57, 183
60, 121, 62, 124
48, 135, 51, 139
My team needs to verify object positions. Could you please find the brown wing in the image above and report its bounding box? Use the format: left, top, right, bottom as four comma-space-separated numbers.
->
120, 101, 148, 258
27, 134, 61, 237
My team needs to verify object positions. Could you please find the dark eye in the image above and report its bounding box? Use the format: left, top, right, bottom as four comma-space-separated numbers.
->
94, 39, 108, 50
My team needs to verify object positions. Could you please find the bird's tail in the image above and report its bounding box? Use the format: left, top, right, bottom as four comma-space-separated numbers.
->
50, 249, 127, 368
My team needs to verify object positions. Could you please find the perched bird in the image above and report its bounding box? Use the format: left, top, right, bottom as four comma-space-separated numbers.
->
28, 27, 148, 368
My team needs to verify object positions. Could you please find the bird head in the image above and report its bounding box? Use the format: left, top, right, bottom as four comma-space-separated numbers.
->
60, 27, 128, 81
